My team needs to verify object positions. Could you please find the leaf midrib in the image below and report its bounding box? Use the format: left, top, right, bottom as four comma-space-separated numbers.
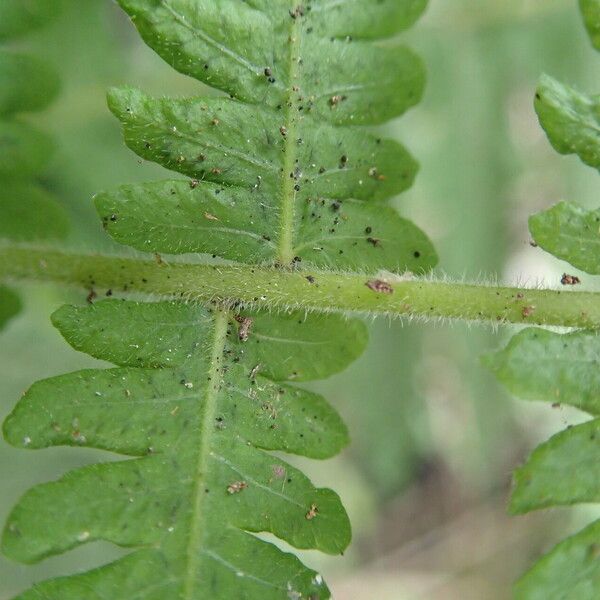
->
183, 308, 229, 599
277, 8, 303, 265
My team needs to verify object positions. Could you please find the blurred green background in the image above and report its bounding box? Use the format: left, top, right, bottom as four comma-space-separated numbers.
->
2, 1, 600, 598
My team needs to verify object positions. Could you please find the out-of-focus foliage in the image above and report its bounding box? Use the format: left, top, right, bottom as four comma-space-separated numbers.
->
0, 287, 21, 331
581, 0, 600, 50
487, 3, 600, 597
0, 0, 65, 41
0, 3, 68, 332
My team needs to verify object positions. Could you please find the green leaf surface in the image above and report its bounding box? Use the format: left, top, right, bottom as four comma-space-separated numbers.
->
529, 201, 600, 274
117, 0, 425, 125
510, 419, 600, 513
96, 177, 436, 271
105, 0, 436, 270
0, 0, 64, 41
0, 52, 59, 115
0, 182, 69, 242
292, 0, 428, 39
0, 120, 53, 178
0, 285, 22, 331
50, 299, 368, 381
486, 328, 600, 415
535, 74, 600, 171
107, 89, 418, 203
515, 519, 600, 600
581, 0, 600, 50
3, 300, 363, 598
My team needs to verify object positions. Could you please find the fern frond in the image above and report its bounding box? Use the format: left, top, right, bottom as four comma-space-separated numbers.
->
2, 1, 435, 597
3, 301, 364, 598
487, 5, 600, 596
98, 0, 437, 271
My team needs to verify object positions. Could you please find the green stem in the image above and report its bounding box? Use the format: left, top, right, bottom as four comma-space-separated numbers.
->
1, 245, 599, 329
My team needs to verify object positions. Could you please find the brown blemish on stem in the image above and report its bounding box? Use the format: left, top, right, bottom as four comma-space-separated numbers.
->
366, 280, 393, 294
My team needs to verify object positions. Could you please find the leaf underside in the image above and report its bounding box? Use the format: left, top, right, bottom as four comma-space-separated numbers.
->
2, 1, 435, 599
488, 8, 600, 596
97, 0, 437, 272
3, 300, 365, 599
